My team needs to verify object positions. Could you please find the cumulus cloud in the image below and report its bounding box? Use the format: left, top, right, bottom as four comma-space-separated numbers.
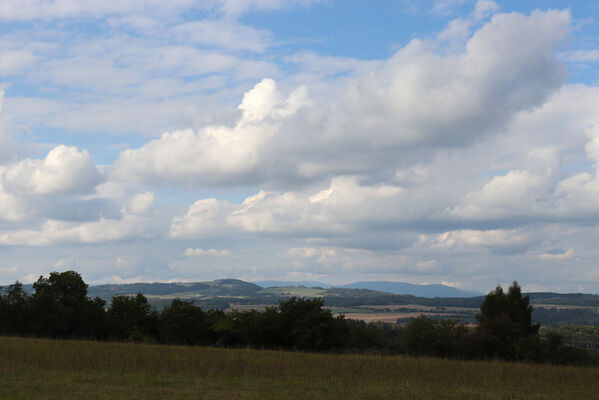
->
170, 176, 404, 238
126, 192, 155, 215
0, 216, 147, 246
0, 145, 105, 222
1, 145, 103, 195
0, 202, 156, 246
447, 120, 599, 226
3, 3, 599, 291
448, 170, 550, 221
114, 9, 570, 188
113, 79, 310, 186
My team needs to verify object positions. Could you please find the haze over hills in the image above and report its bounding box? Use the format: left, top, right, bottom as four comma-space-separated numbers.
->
253, 280, 333, 289
339, 282, 482, 298
254, 280, 481, 298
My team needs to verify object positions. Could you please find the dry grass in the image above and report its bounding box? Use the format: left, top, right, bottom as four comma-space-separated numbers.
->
342, 312, 453, 323
1, 336, 599, 399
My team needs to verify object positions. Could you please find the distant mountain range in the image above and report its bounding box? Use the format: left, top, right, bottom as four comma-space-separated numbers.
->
339, 281, 482, 298
81, 278, 481, 301
254, 280, 481, 298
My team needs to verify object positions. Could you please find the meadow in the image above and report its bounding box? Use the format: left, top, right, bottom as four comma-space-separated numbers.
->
1, 336, 599, 400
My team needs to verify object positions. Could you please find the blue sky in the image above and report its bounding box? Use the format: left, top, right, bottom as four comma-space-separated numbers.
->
1, 0, 599, 293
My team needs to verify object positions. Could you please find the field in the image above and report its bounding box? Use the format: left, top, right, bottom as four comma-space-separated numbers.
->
2, 337, 599, 399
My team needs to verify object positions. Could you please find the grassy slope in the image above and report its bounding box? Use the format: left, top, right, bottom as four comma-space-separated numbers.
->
1, 337, 599, 400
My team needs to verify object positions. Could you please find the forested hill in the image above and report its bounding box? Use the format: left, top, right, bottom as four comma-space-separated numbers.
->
88, 279, 263, 299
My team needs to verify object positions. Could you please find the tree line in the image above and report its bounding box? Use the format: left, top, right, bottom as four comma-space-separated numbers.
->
0, 271, 595, 365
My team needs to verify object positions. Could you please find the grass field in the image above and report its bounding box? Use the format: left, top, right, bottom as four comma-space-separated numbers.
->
1, 337, 599, 399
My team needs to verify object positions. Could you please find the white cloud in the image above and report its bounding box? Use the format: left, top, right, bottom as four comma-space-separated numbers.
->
472, 0, 499, 21
184, 248, 231, 257
448, 170, 550, 220
171, 20, 271, 53
539, 248, 573, 261
0, 0, 325, 21
0, 0, 202, 20
561, 50, 599, 63
113, 79, 310, 186
0, 91, 16, 163
218, 0, 325, 17
0, 213, 153, 246
126, 192, 155, 215
1, 145, 103, 195
284, 247, 319, 259
0, 182, 23, 221
0, 266, 17, 275
170, 198, 236, 238
428, 229, 532, 249
0, 49, 36, 76
2, 3, 599, 291
417, 259, 438, 271
170, 177, 404, 238
112, 9, 570, 189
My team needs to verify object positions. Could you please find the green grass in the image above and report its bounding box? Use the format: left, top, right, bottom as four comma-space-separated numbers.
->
1, 337, 599, 399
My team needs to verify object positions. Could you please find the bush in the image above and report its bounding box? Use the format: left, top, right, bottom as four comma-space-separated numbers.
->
401, 316, 470, 358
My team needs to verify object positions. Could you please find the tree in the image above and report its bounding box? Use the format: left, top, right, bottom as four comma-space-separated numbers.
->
33, 271, 88, 307
473, 281, 540, 359
30, 270, 106, 338
401, 316, 470, 358
158, 299, 210, 345
0, 282, 31, 335
107, 293, 156, 341
278, 297, 348, 351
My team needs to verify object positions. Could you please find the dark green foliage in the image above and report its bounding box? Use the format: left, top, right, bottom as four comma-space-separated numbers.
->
0, 282, 31, 335
473, 281, 539, 360
278, 297, 348, 351
528, 292, 599, 307
158, 299, 215, 345
344, 319, 394, 352
29, 271, 106, 338
533, 307, 599, 326
107, 293, 157, 342
401, 316, 470, 358
215, 297, 348, 352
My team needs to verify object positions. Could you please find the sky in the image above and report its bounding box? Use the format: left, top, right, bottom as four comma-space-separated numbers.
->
1, 0, 599, 293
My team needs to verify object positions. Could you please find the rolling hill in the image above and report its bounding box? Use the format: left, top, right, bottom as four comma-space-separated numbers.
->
340, 281, 482, 298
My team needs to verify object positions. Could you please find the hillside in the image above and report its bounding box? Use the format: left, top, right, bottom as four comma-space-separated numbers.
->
340, 281, 482, 297
88, 279, 263, 299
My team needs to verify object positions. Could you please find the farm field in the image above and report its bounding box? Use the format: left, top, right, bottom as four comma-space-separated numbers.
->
2, 337, 599, 400
342, 312, 450, 323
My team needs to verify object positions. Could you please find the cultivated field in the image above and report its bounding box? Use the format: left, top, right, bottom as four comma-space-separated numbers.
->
1, 337, 599, 399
